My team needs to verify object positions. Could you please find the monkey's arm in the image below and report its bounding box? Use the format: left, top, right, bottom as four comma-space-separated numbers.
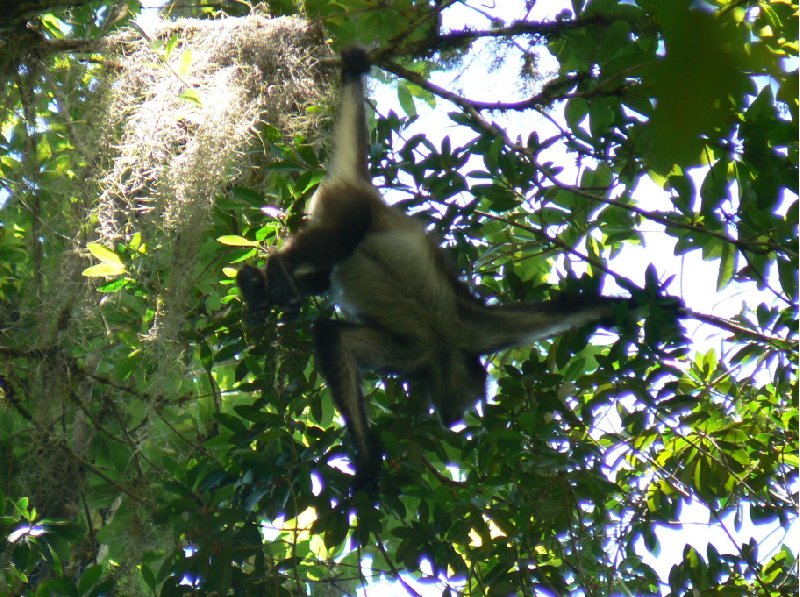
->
237, 49, 376, 323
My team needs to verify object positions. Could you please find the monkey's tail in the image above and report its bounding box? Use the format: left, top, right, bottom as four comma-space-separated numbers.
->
329, 47, 371, 182
340, 47, 371, 83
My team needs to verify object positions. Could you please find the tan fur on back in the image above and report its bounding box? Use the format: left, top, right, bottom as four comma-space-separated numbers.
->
331, 207, 460, 347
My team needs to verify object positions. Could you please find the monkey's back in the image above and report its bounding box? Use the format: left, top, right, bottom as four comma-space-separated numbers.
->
331, 207, 464, 346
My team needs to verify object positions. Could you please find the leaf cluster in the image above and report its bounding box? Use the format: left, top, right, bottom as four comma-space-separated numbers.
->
0, 0, 796, 595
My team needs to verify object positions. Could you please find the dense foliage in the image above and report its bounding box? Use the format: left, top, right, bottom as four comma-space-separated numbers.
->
0, 0, 796, 595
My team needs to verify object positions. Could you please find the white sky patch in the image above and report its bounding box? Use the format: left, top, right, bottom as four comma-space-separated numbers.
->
7, 524, 46, 543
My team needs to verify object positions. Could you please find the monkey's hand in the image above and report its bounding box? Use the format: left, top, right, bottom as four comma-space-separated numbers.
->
236, 256, 301, 325
236, 264, 269, 325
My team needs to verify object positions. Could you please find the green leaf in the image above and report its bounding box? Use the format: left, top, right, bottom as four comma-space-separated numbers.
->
217, 235, 259, 247
232, 186, 264, 205
163, 33, 179, 60
0, 246, 27, 263
40, 15, 66, 39
589, 100, 615, 138
82, 263, 126, 278
86, 243, 123, 265
140, 564, 157, 594
397, 81, 417, 118
77, 565, 103, 595
178, 89, 201, 105
175, 49, 193, 77
715, 240, 735, 290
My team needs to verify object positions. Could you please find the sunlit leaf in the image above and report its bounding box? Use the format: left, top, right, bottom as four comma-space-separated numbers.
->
217, 235, 259, 247
82, 263, 126, 278
86, 242, 123, 265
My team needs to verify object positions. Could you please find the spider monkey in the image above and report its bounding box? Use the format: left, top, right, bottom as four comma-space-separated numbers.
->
237, 48, 630, 488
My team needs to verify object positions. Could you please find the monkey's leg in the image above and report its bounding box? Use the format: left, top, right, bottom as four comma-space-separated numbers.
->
312, 319, 412, 489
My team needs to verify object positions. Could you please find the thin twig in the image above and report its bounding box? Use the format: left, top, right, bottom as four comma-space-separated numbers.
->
375, 535, 424, 597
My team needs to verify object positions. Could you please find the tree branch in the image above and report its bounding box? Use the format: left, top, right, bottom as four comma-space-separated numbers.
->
431, 14, 618, 50
375, 535, 423, 597
0, 0, 97, 29
380, 59, 797, 264
688, 310, 795, 349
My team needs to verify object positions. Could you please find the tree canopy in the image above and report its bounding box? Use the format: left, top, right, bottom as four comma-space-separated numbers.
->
0, 0, 796, 595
